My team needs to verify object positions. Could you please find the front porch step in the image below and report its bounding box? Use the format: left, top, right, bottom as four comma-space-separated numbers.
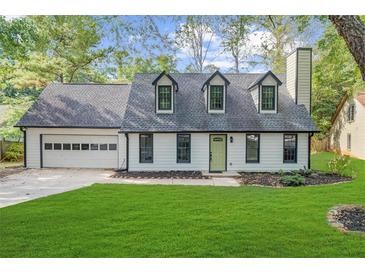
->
202, 171, 241, 178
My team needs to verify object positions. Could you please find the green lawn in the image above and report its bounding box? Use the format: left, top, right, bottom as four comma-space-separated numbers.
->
0, 152, 364, 258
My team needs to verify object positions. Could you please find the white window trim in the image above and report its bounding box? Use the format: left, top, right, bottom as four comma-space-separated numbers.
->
208, 84, 225, 114
259, 85, 277, 114
156, 84, 174, 114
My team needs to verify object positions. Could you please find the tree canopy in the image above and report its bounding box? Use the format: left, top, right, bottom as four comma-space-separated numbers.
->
1, 15, 364, 141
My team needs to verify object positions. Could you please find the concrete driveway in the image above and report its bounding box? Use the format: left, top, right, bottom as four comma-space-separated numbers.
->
0, 168, 117, 208
0, 168, 240, 208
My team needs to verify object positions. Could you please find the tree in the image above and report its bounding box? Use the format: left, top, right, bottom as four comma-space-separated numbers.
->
175, 16, 218, 72
254, 16, 299, 73
219, 16, 254, 73
6, 16, 112, 89
312, 23, 365, 138
329, 15, 365, 81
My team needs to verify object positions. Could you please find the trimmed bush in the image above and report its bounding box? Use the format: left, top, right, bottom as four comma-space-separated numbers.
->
280, 174, 305, 186
2, 143, 24, 162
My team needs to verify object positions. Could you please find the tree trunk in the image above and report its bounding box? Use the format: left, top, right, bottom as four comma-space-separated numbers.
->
329, 15, 365, 81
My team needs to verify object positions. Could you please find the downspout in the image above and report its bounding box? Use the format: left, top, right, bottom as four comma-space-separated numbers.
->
20, 127, 27, 168
308, 132, 314, 169
117, 133, 129, 172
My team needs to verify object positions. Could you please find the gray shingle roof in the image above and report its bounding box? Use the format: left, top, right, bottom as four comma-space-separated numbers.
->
16, 83, 131, 128
121, 73, 317, 132
17, 73, 318, 132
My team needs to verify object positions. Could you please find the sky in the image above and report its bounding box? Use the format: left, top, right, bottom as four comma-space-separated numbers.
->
5, 15, 326, 73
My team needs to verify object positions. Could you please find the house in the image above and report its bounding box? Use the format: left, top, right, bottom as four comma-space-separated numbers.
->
16, 48, 318, 171
329, 92, 365, 159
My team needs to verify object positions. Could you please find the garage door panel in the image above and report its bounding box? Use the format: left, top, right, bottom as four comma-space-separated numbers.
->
43, 135, 118, 169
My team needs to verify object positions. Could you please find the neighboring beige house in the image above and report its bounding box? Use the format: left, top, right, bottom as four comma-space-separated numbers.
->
329, 92, 365, 159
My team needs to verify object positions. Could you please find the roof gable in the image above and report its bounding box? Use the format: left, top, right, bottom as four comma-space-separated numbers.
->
248, 71, 283, 90
201, 71, 230, 91
152, 71, 179, 91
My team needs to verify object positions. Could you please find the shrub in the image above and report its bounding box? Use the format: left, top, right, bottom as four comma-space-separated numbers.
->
328, 154, 350, 176
298, 167, 313, 177
280, 174, 305, 186
2, 143, 24, 162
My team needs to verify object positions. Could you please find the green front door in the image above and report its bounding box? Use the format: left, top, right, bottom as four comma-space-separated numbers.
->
209, 134, 227, 172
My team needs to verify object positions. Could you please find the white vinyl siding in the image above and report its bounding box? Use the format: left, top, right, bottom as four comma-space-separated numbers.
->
286, 51, 297, 102
330, 98, 365, 159
128, 133, 208, 171
128, 132, 309, 171
25, 128, 126, 168
286, 48, 311, 112
297, 49, 311, 112
250, 86, 259, 111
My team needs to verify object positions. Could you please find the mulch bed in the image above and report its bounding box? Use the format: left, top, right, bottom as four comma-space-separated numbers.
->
239, 171, 352, 187
111, 170, 210, 179
328, 205, 365, 233
0, 167, 25, 179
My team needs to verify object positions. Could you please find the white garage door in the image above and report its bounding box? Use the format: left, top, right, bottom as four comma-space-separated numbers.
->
42, 134, 118, 168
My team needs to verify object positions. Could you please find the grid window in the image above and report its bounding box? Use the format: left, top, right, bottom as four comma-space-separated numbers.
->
347, 104, 355, 122
81, 144, 89, 150
210, 85, 224, 110
72, 144, 80, 150
246, 134, 260, 163
347, 134, 351, 150
261, 86, 275, 110
283, 134, 297, 163
140, 134, 153, 163
100, 144, 107, 150
90, 144, 99, 150
158, 86, 172, 110
177, 134, 191, 163
109, 144, 117, 151
54, 143, 62, 150
44, 143, 52, 150
63, 144, 71, 150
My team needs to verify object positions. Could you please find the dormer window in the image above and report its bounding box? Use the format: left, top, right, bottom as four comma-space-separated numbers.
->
158, 86, 172, 111
248, 71, 282, 114
210, 85, 224, 110
202, 71, 230, 114
261, 86, 275, 111
152, 71, 178, 114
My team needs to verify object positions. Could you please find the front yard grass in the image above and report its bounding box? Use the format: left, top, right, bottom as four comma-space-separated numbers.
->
0, 152, 364, 257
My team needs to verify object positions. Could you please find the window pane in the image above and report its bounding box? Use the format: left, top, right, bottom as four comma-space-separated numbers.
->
158, 86, 172, 110
54, 143, 62, 150
63, 144, 71, 150
72, 144, 80, 150
91, 144, 98, 150
100, 144, 107, 150
81, 144, 89, 150
210, 85, 224, 110
44, 143, 52, 150
109, 144, 117, 151
140, 134, 153, 163
283, 134, 297, 163
347, 134, 351, 150
261, 86, 275, 110
246, 134, 259, 162
177, 134, 191, 163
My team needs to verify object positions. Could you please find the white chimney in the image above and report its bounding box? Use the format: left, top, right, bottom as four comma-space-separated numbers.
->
286, 48, 312, 113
